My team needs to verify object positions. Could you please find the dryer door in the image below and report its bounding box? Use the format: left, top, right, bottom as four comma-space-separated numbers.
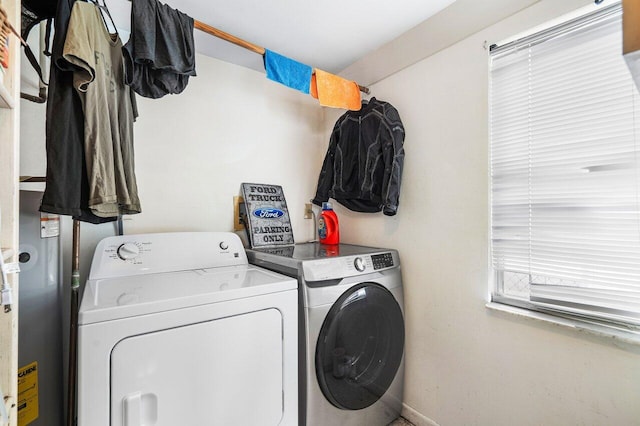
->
110, 309, 284, 425
315, 282, 404, 410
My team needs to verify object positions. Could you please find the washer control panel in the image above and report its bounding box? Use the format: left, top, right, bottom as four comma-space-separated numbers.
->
302, 251, 398, 282
371, 253, 394, 270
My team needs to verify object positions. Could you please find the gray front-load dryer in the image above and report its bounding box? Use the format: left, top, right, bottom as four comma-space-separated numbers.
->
247, 243, 405, 426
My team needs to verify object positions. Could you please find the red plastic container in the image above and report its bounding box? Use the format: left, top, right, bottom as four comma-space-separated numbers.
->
318, 202, 340, 245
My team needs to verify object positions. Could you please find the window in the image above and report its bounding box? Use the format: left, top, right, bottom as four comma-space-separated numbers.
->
489, 2, 640, 333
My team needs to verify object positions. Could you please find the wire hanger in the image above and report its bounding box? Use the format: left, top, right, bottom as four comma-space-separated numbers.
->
88, 0, 119, 39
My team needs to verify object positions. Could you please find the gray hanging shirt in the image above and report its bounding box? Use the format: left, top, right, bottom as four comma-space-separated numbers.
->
63, 2, 141, 217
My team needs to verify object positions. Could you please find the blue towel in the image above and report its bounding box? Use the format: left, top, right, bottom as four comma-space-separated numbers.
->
264, 49, 312, 94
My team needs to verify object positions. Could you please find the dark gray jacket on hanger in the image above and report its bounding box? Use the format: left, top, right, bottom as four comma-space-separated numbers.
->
312, 97, 405, 216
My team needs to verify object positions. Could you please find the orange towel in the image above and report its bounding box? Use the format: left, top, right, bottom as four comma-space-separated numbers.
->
311, 69, 361, 111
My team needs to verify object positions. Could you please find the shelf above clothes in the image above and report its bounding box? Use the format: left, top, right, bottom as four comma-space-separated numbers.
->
19, 176, 46, 192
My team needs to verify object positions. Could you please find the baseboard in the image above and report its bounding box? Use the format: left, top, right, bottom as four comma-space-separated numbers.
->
401, 403, 439, 426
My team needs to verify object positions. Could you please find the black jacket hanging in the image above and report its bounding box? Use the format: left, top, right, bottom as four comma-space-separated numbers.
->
312, 97, 405, 216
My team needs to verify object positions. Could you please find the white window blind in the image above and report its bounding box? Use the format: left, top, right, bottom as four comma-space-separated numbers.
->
489, 3, 640, 328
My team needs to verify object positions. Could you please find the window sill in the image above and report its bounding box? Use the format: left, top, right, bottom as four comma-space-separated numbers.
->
486, 301, 640, 348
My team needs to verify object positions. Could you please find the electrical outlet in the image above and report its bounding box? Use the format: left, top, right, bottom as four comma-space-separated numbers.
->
304, 203, 313, 219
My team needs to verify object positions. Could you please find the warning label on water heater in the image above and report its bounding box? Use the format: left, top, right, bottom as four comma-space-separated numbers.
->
240, 183, 294, 248
40, 213, 60, 239
17, 361, 39, 425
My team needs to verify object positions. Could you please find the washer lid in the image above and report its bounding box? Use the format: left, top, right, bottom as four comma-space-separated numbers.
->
78, 265, 297, 325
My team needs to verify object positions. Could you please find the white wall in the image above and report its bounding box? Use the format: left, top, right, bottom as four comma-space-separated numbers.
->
323, 1, 640, 425
21, 52, 325, 282
125, 53, 323, 239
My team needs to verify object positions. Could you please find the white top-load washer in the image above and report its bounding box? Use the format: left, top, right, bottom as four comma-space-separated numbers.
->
77, 232, 297, 426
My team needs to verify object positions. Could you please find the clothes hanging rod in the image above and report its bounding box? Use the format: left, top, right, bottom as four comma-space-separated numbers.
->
194, 20, 265, 56
193, 20, 370, 94
123, 1, 370, 94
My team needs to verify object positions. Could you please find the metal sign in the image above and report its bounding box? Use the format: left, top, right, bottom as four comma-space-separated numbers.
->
240, 183, 294, 248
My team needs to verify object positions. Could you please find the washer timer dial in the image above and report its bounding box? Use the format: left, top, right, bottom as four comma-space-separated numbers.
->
117, 243, 141, 261
354, 257, 366, 272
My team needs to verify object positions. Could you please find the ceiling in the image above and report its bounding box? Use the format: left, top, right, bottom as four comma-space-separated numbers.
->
107, 0, 457, 74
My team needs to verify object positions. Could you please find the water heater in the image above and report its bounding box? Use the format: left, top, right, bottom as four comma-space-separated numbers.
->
18, 189, 63, 426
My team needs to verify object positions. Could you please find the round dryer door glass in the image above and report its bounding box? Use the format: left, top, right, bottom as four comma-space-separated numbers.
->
315, 282, 404, 410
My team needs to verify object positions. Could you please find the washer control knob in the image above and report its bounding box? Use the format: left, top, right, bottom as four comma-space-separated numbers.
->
219, 241, 229, 250
354, 257, 366, 272
117, 243, 140, 261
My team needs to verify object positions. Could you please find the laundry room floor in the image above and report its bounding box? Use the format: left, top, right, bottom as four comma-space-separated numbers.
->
388, 417, 415, 426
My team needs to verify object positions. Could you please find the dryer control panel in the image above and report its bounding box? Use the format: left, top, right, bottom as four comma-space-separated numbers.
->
89, 232, 248, 279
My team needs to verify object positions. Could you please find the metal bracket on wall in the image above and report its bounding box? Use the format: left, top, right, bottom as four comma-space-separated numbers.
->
233, 196, 245, 231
